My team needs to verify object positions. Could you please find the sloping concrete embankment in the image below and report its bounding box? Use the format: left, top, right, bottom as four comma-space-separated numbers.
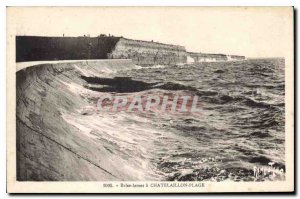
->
16, 60, 140, 181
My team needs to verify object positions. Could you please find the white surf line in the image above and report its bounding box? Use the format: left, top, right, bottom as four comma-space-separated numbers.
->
16, 59, 132, 72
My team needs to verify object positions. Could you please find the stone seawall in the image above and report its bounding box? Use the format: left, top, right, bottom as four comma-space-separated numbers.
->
187, 52, 228, 62
16, 59, 142, 181
108, 38, 187, 65
16, 36, 245, 65
16, 36, 120, 62
228, 55, 246, 60
16, 36, 187, 65
187, 52, 246, 63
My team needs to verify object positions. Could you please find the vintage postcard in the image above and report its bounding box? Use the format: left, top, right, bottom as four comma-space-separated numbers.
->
6, 6, 294, 193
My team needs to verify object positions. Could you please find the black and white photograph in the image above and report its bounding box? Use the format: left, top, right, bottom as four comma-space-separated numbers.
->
6, 6, 294, 193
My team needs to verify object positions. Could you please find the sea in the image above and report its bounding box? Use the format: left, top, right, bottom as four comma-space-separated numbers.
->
82, 58, 285, 181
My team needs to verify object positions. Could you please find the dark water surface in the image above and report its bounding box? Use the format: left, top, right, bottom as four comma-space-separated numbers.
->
98, 59, 285, 181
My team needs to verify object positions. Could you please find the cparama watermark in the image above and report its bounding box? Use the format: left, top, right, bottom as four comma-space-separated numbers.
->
96, 94, 202, 113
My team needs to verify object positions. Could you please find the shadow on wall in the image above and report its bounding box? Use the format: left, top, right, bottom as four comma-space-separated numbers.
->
16, 36, 121, 62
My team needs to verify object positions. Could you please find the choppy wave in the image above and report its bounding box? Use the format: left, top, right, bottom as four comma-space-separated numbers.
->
110, 58, 286, 181
79, 59, 285, 182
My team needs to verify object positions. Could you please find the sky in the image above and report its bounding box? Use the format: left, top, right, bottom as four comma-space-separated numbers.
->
8, 7, 293, 57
